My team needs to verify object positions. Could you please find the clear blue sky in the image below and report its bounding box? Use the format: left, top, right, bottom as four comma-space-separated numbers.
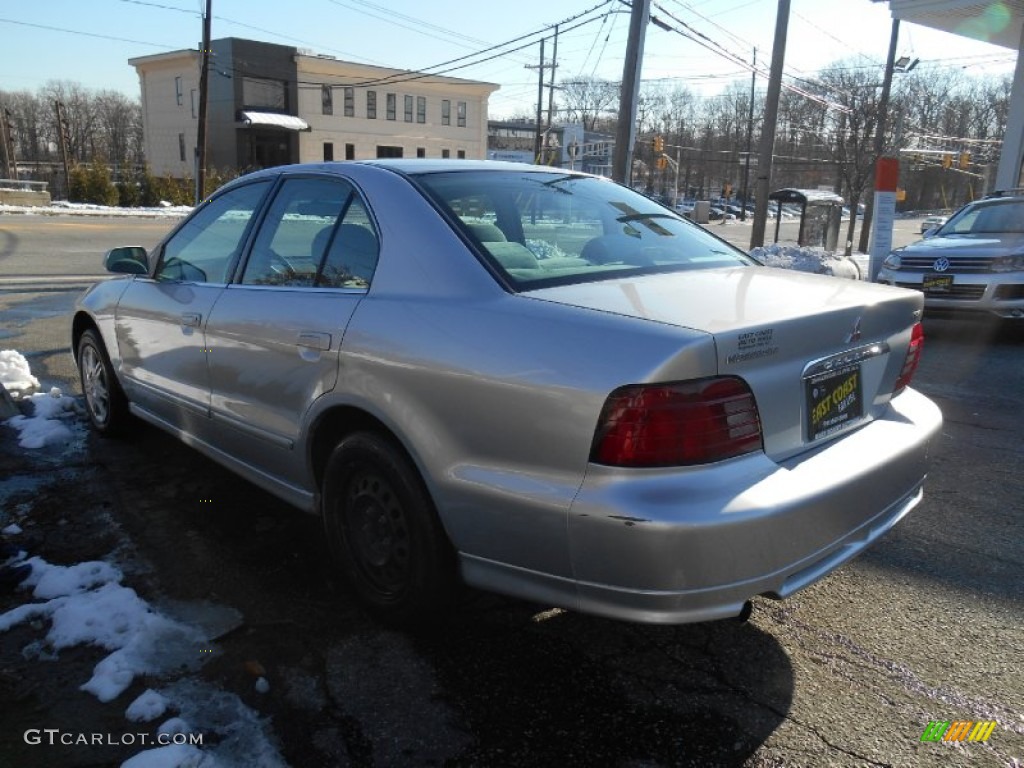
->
0, 0, 1015, 118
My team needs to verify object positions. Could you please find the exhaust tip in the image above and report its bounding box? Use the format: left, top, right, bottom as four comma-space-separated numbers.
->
736, 600, 754, 623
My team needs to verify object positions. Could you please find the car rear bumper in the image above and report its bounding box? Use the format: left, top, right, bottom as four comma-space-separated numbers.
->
551, 387, 942, 624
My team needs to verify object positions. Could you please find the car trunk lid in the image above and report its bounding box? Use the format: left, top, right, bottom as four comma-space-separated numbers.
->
526, 266, 924, 460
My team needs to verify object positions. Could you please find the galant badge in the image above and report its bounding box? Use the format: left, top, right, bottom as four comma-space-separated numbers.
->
933, 257, 951, 272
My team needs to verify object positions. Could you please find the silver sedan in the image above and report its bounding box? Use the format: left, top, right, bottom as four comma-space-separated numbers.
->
72, 161, 942, 626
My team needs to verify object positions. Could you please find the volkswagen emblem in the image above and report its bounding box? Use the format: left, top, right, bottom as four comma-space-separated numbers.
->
933, 257, 951, 272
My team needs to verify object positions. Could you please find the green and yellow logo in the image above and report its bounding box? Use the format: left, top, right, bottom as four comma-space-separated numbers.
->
920, 720, 997, 743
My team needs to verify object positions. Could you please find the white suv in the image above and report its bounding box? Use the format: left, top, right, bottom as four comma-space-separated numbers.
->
877, 193, 1024, 320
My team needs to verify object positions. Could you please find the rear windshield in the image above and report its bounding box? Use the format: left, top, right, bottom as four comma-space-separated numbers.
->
414, 170, 755, 288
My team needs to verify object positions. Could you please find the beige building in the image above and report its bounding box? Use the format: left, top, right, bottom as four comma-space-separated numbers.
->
129, 38, 498, 178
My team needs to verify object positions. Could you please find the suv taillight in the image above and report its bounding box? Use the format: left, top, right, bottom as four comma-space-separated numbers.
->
894, 322, 924, 395
591, 377, 763, 467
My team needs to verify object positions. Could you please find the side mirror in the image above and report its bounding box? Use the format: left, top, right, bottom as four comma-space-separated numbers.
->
104, 246, 149, 275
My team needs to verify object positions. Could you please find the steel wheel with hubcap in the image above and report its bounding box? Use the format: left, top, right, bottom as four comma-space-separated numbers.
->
322, 432, 456, 626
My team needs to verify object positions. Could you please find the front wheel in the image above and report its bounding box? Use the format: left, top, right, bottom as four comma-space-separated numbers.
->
77, 329, 130, 436
322, 432, 456, 626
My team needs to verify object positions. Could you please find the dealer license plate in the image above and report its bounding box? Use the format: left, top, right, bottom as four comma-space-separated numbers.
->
922, 274, 953, 293
805, 364, 862, 441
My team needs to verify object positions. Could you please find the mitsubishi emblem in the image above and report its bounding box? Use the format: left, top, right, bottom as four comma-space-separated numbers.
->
845, 316, 862, 344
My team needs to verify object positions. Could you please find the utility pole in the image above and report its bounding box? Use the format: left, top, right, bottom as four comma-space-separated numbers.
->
4, 110, 17, 181
54, 100, 72, 199
612, 0, 650, 185
740, 47, 756, 221
750, 0, 790, 249
526, 38, 548, 163
0, 107, 11, 179
195, 0, 212, 204
545, 25, 559, 165
857, 18, 899, 256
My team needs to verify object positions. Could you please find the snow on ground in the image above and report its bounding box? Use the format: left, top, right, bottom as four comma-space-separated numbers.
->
0, 353, 287, 768
0, 349, 40, 392
0, 201, 192, 218
4, 387, 84, 449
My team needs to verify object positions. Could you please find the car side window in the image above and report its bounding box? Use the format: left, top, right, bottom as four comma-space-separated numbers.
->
317, 197, 380, 289
155, 181, 271, 283
242, 177, 353, 287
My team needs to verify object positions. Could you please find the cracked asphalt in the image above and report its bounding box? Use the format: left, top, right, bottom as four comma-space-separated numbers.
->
0, 214, 1021, 767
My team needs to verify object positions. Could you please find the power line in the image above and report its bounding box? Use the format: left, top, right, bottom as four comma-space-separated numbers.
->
0, 17, 167, 48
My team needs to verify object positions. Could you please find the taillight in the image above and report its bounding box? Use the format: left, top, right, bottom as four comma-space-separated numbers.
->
893, 322, 924, 395
591, 377, 763, 467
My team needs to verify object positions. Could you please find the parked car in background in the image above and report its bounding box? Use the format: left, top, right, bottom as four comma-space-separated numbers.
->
919, 214, 948, 234
878, 191, 1024, 320
73, 160, 942, 627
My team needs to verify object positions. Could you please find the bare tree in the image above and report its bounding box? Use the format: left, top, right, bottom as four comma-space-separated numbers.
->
558, 76, 619, 131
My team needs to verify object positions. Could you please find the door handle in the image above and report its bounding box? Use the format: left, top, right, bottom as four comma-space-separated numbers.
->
181, 312, 201, 327
296, 331, 332, 351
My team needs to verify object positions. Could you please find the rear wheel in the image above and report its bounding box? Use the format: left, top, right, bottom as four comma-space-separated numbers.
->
77, 329, 130, 436
322, 432, 456, 626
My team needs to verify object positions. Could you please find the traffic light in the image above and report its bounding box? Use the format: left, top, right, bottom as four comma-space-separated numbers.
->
959, 152, 971, 170
656, 156, 668, 170
653, 135, 664, 153
942, 154, 952, 169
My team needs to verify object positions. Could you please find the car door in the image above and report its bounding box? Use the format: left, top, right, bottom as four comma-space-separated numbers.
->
114, 180, 272, 430
202, 175, 379, 485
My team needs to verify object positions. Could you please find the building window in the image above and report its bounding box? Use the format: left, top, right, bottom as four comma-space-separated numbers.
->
386, 93, 396, 121
416, 96, 426, 124
377, 146, 403, 158
457, 149, 466, 159
324, 142, 334, 162
190, 89, 197, 118
404, 95, 413, 123
178, 133, 186, 162
457, 101, 467, 128
322, 85, 333, 115
345, 143, 355, 160
344, 87, 354, 117
442, 149, 450, 159
416, 147, 425, 158
367, 90, 376, 119
242, 76, 286, 109
175, 76, 183, 106
441, 99, 451, 126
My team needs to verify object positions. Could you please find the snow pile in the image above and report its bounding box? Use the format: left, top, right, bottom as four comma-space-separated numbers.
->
1, 349, 287, 767
0, 556, 208, 701
751, 243, 863, 280
5, 387, 83, 449
0, 349, 40, 392
0, 548, 286, 766
0, 201, 192, 218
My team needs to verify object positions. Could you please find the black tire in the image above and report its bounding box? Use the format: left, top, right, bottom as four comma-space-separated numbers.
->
322, 432, 456, 626
77, 328, 130, 436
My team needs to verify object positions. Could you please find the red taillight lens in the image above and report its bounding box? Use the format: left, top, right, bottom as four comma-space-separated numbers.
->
591, 377, 763, 467
894, 322, 924, 395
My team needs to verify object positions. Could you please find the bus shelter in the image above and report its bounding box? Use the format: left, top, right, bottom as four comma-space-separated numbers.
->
769, 188, 845, 251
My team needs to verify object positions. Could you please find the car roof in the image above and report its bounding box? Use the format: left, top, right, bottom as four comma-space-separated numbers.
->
240, 159, 597, 180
